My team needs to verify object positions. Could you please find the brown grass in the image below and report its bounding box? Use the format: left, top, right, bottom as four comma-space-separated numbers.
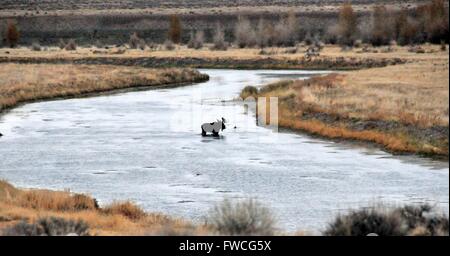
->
0, 64, 208, 113
255, 50, 449, 156
303, 61, 449, 127
1, 44, 445, 62
0, 180, 209, 235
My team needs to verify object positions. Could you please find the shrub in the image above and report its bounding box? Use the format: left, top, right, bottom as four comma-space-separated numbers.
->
94, 40, 103, 48
274, 11, 299, 46
235, 16, 256, 48
64, 39, 77, 51
240, 85, 258, 99
18, 190, 98, 211
207, 199, 276, 235
30, 42, 41, 51
103, 201, 147, 220
440, 40, 446, 51
3, 217, 89, 236
164, 39, 175, 50
6, 20, 19, 48
168, 14, 182, 44
187, 30, 204, 49
324, 204, 449, 236
128, 32, 141, 49
138, 39, 146, 50
337, 3, 358, 46
397, 16, 420, 46
325, 24, 339, 44
58, 39, 66, 49
210, 24, 228, 51
370, 5, 394, 46
419, 0, 449, 43
256, 18, 270, 48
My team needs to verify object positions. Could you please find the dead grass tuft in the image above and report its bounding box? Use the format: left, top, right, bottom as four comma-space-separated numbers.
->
102, 201, 146, 220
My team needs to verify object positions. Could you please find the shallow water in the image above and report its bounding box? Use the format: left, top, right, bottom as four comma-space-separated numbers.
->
0, 69, 448, 232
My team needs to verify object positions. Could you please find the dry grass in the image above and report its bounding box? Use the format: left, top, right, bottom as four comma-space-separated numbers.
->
255, 49, 449, 156
302, 60, 449, 127
0, 180, 209, 235
0, 44, 445, 62
0, 64, 208, 112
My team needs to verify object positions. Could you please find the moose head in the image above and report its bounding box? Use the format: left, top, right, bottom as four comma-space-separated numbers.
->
221, 117, 226, 130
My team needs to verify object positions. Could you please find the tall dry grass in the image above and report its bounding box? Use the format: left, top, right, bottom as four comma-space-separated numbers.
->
254, 55, 449, 156
0, 64, 208, 113
0, 180, 208, 235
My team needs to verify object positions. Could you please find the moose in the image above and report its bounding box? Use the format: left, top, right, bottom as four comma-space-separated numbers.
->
201, 118, 226, 136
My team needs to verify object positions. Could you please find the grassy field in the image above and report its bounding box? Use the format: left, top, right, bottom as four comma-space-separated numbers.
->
0, 64, 208, 113
248, 45, 449, 157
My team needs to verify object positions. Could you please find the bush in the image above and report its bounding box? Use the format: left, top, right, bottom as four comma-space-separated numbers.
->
240, 85, 258, 99
187, 30, 204, 49
128, 32, 141, 49
164, 39, 175, 50
397, 16, 420, 46
3, 217, 89, 236
325, 24, 339, 44
94, 40, 103, 48
168, 14, 182, 44
256, 18, 271, 48
274, 11, 298, 47
210, 24, 228, 51
18, 190, 99, 211
207, 199, 276, 235
6, 20, 19, 48
103, 201, 147, 220
419, 0, 449, 44
137, 39, 146, 50
30, 42, 41, 51
58, 39, 66, 49
64, 39, 77, 51
324, 204, 449, 236
369, 5, 394, 46
337, 3, 358, 46
235, 16, 257, 48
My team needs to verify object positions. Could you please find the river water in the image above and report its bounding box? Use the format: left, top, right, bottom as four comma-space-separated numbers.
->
0, 69, 448, 232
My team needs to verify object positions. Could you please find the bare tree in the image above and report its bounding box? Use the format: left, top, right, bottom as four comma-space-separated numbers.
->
6, 20, 19, 48
235, 16, 256, 48
337, 3, 358, 46
168, 14, 182, 44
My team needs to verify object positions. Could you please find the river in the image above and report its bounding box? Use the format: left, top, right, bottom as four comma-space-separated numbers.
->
0, 69, 448, 232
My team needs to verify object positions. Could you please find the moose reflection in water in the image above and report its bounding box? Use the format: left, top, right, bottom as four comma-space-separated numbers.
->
201, 117, 226, 136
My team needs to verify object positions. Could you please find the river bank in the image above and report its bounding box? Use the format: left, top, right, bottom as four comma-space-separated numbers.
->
248, 56, 449, 158
0, 64, 209, 115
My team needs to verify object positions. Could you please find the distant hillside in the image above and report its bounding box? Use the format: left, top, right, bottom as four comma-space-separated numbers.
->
0, 0, 427, 11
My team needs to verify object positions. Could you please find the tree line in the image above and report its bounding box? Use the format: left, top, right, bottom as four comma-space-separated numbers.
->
2, 0, 448, 49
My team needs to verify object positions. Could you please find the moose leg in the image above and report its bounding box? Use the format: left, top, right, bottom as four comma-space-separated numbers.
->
201, 127, 207, 136
212, 131, 219, 137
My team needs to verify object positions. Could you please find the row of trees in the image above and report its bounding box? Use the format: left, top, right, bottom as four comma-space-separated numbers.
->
2, 0, 448, 49
233, 0, 448, 47
333, 0, 449, 46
